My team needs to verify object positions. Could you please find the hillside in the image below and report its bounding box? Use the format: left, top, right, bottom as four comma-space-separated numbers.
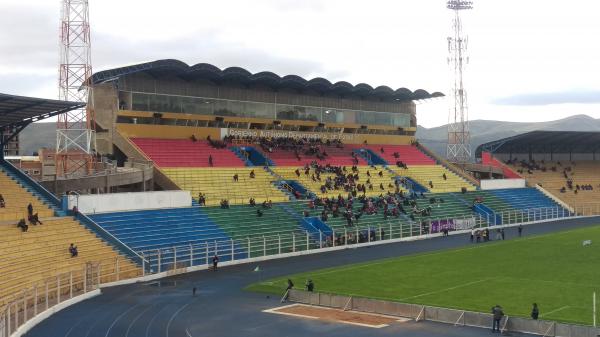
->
416, 114, 600, 159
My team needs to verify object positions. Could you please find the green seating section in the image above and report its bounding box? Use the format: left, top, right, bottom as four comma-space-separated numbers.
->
201, 204, 311, 256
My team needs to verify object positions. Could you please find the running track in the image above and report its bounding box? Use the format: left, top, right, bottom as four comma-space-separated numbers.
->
25, 217, 600, 337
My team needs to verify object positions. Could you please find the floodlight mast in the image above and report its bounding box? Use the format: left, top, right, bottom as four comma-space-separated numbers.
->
446, 0, 472, 164
57, 0, 96, 177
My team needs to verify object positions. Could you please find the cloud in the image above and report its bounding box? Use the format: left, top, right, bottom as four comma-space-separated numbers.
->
491, 90, 600, 106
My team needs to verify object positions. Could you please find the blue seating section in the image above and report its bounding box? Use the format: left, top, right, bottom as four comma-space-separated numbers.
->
490, 188, 561, 211
89, 207, 242, 271
490, 188, 568, 221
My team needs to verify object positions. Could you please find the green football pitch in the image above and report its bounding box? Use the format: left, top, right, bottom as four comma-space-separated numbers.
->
247, 225, 600, 325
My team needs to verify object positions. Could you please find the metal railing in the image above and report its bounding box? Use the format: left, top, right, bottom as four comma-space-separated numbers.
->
137, 205, 576, 275
0, 264, 101, 337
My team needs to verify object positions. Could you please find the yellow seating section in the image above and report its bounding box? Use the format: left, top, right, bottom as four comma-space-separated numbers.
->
162, 167, 289, 206
0, 217, 141, 305
391, 165, 476, 193
509, 161, 600, 208
0, 171, 54, 221
273, 166, 406, 198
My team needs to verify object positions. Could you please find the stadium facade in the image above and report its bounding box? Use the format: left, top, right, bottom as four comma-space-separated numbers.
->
91, 59, 443, 155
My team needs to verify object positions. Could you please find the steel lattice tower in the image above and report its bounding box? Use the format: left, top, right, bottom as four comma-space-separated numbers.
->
446, 0, 472, 163
57, 0, 95, 176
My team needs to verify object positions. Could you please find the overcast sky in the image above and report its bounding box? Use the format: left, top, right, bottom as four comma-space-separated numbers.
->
0, 0, 599, 128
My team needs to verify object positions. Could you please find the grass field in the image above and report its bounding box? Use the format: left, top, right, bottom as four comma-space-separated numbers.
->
247, 225, 600, 325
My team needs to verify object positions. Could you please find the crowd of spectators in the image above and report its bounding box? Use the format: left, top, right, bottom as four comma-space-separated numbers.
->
512, 159, 598, 195
295, 162, 411, 197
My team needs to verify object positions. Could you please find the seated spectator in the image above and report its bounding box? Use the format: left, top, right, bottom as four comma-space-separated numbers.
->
198, 193, 206, 206
17, 218, 28, 232
428, 181, 434, 188
69, 243, 78, 257
249, 170, 255, 179
442, 173, 447, 180
378, 171, 383, 177
233, 174, 239, 182
28, 213, 43, 225
249, 197, 256, 206
190, 134, 197, 142
220, 199, 230, 209
0, 193, 5, 208
256, 209, 263, 217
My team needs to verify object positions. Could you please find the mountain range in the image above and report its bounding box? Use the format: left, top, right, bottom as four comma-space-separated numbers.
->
416, 114, 600, 159
16, 115, 600, 158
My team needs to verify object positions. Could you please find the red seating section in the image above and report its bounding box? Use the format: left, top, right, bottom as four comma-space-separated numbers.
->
131, 138, 438, 168
266, 144, 367, 166
366, 145, 435, 165
132, 138, 245, 168
482, 152, 521, 179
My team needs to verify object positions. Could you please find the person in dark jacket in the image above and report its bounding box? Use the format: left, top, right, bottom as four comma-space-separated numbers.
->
491, 304, 504, 332
305, 279, 314, 292
212, 254, 219, 271
531, 303, 539, 320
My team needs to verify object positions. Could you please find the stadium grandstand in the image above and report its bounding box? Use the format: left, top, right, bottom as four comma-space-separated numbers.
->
477, 131, 600, 215
0, 66, 587, 336
0, 94, 142, 321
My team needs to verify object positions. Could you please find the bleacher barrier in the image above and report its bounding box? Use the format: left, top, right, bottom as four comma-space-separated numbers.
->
0, 264, 101, 337
136, 205, 574, 275
287, 289, 600, 337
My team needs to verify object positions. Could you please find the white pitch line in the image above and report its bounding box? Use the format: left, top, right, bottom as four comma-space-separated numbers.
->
541, 305, 570, 317
401, 278, 493, 301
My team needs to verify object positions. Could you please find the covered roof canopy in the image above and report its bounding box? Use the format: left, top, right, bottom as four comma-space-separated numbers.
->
0, 93, 85, 152
91, 59, 444, 102
476, 131, 600, 158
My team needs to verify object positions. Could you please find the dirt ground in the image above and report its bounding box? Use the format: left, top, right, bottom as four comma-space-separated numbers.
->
271, 304, 406, 327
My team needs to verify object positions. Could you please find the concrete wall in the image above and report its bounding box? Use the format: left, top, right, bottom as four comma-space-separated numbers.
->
480, 179, 526, 190
69, 190, 191, 214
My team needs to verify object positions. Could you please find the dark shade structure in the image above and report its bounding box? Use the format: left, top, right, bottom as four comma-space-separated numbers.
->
0, 93, 85, 158
91, 59, 443, 102
476, 131, 600, 158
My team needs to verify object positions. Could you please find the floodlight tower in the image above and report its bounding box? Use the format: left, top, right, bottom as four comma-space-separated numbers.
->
57, 0, 95, 176
446, 0, 472, 163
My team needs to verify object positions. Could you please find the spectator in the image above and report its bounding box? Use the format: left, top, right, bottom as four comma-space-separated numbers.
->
69, 243, 78, 257
212, 254, 219, 271
0, 193, 5, 208
198, 193, 206, 206
17, 218, 28, 232
208, 155, 213, 167
518, 224, 523, 237
531, 303, 539, 320
249, 170, 255, 179
27, 203, 33, 217
28, 213, 43, 225
442, 173, 447, 180
190, 134, 197, 142
305, 279, 314, 292
491, 304, 504, 333
233, 174, 239, 182
257, 209, 263, 217
249, 197, 256, 207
